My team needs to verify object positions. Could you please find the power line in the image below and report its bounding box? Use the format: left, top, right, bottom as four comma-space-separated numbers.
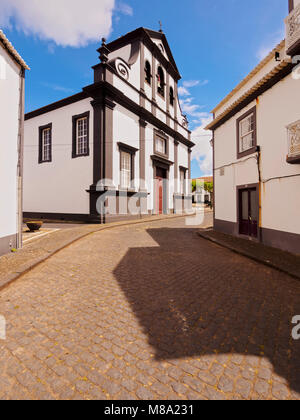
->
24, 136, 212, 148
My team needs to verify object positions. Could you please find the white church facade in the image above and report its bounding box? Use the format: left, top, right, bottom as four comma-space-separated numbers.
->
24, 28, 194, 223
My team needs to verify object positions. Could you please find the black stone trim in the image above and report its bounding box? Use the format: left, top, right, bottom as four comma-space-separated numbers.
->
153, 128, 169, 159
214, 219, 300, 255
72, 111, 90, 159
106, 27, 181, 81
151, 154, 174, 169
118, 142, 138, 190
83, 81, 194, 149
23, 212, 99, 224
38, 123, 52, 164
107, 63, 190, 135
214, 219, 238, 236
236, 106, 257, 159
261, 226, 300, 255
25, 75, 192, 145
25, 92, 88, 120
117, 142, 139, 154
90, 99, 103, 186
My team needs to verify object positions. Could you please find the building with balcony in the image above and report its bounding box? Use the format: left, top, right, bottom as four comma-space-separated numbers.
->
206, 1, 300, 254
0, 31, 29, 256
23, 28, 194, 223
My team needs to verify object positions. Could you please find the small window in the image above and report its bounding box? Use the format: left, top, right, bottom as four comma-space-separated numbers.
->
169, 87, 174, 107
155, 137, 166, 155
157, 66, 165, 97
72, 112, 90, 158
120, 151, 132, 189
39, 123, 52, 164
42, 129, 51, 162
145, 61, 151, 85
239, 114, 254, 152
237, 107, 257, 159
76, 117, 88, 156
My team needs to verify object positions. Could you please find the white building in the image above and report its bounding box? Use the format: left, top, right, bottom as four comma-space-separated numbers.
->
206, 1, 300, 254
0, 31, 29, 256
24, 28, 193, 223
192, 177, 213, 204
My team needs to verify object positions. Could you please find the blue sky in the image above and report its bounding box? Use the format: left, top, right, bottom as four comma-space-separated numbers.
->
0, 0, 288, 177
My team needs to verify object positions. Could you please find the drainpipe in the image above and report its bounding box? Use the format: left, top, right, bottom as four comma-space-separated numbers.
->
16, 68, 25, 249
256, 146, 262, 243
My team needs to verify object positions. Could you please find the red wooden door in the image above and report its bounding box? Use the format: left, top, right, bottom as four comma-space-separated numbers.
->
156, 177, 163, 214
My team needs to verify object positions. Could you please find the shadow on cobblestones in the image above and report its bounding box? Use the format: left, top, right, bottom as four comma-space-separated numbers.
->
113, 227, 300, 395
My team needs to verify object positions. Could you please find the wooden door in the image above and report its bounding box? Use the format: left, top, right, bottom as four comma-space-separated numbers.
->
157, 177, 163, 215
155, 167, 167, 215
239, 188, 258, 238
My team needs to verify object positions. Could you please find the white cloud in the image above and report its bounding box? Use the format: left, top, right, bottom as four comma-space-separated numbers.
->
178, 78, 212, 175
180, 100, 200, 115
178, 86, 190, 97
191, 115, 213, 176
41, 82, 75, 94
256, 29, 284, 61
182, 79, 209, 88
180, 98, 206, 119
183, 80, 200, 88
178, 80, 209, 98
116, 1, 133, 16
0, 0, 132, 47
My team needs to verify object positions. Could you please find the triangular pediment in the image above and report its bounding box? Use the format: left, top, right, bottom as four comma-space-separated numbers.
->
107, 27, 181, 80
143, 29, 179, 73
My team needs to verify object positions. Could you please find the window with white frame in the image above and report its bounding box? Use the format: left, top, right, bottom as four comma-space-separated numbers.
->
76, 117, 88, 156
39, 123, 52, 164
238, 112, 255, 153
120, 151, 132, 189
72, 112, 89, 158
42, 128, 51, 162
155, 136, 167, 155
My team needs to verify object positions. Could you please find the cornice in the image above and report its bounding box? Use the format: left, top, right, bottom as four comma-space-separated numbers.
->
206, 61, 293, 131
83, 81, 194, 149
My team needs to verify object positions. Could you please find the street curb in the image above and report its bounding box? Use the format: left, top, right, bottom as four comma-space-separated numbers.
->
197, 231, 300, 281
0, 214, 191, 293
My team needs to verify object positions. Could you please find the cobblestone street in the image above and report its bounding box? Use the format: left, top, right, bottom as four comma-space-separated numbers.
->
0, 214, 299, 400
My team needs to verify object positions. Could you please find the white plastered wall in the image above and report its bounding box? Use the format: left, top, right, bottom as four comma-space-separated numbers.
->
0, 44, 20, 239
258, 73, 300, 234
214, 71, 300, 235
24, 98, 94, 215
112, 104, 140, 190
